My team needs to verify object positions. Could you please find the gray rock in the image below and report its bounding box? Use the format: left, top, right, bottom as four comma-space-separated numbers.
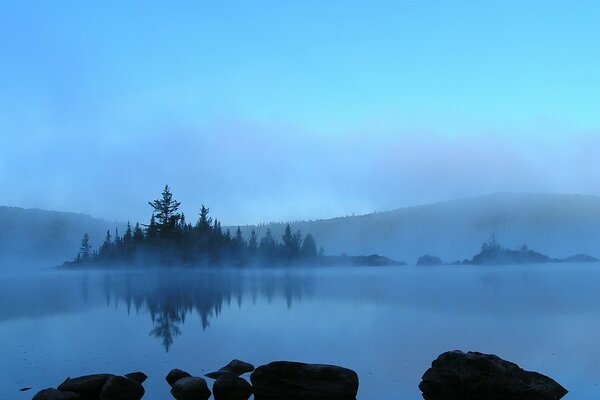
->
165, 369, 192, 386
170, 377, 211, 400
57, 374, 113, 398
32, 388, 81, 400
99, 375, 144, 400
419, 350, 568, 400
250, 361, 359, 400
123, 372, 147, 384
213, 374, 253, 400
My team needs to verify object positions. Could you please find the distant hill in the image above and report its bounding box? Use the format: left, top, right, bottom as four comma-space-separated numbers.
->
237, 193, 600, 264
0, 206, 123, 268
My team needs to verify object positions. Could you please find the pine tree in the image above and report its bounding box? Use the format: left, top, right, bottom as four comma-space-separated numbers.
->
79, 233, 92, 261
148, 185, 181, 238
248, 230, 258, 254
301, 233, 317, 259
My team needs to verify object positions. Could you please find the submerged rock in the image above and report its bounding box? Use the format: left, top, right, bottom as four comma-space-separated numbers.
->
32, 388, 81, 400
212, 374, 253, 400
419, 350, 568, 400
165, 369, 192, 386
123, 372, 147, 384
99, 375, 145, 400
250, 361, 359, 400
57, 374, 113, 398
206, 359, 255, 379
170, 376, 211, 400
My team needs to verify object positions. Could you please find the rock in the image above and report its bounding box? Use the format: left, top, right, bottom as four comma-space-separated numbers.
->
206, 359, 255, 379
221, 359, 255, 375
99, 375, 145, 400
170, 377, 211, 400
417, 255, 443, 266
213, 374, 253, 400
32, 388, 81, 400
419, 350, 568, 400
57, 374, 113, 398
205, 370, 238, 379
250, 361, 359, 400
165, 369, 192, 386
123, 372, 147, 384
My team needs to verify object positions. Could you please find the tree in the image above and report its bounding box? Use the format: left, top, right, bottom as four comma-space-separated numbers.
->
282, 224, 301, 259
259, 228, 276, 257
148, 185, 181, 238
301, 233, 317, 259
79, 233, 92, 261
248, 230, 258, 254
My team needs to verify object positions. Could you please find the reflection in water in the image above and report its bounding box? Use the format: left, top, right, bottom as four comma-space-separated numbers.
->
99, 270, 315, 351
2, 265, 600, 399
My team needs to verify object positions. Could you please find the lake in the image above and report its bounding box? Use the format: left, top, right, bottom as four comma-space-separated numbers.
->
1, 264, 599, 399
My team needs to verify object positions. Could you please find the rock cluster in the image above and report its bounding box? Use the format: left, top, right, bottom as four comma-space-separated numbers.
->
32, 371, 147, 400
31, 352, 567, 400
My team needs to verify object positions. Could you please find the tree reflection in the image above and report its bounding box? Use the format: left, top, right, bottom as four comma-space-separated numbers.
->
101, 270, 314, 351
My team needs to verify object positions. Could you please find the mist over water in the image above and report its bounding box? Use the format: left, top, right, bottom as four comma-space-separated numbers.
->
1, 264, 599, 399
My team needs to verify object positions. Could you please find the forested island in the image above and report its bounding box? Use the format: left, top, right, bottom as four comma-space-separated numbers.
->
66, 185, 402, 268
66, 185, 323, 267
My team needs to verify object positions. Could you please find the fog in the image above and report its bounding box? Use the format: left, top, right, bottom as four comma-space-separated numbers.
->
2, 128, 600, 226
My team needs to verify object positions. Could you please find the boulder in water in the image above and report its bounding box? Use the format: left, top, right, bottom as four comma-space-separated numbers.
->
250, 361, 359, 400
213, 374, 253, 400
32, 389, 81, 400
123, 372, 147, 384
57, 374, 113, 398
170, 376, 211, 400
419, 350, 568, 400
166, 369, 192, 386
99, 375, 145, 400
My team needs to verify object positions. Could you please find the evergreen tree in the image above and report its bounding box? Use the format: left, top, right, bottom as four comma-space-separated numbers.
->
123, 222, 133, 245
79, 233, 92, 261
148, 185, 181, 238
248, 229, 258, 254
301, 233, 317, 259
133, 222, 144, 243
282, 224, 301, 259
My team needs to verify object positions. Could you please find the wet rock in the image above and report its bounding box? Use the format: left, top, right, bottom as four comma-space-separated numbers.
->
205, 370, 237, 379
99, 375, 145, 400
32, 388, 81, 400
250, 361, 359, 400
419, 350, 568, 400
213, 374, 253, 400
165, 369, 192, 386
170, 377, 211, 400
57, 374, 113, 398
123, 372, 147, 384
206, 359, 255, 379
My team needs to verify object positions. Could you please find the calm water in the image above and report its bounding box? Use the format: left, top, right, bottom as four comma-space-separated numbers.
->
1, 264, 599, 399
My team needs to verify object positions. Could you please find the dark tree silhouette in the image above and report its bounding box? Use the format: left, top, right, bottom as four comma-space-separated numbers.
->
79, 233, 92, 261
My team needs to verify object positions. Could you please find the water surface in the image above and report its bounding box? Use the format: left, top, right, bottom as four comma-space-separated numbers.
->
1, 264, 599, 399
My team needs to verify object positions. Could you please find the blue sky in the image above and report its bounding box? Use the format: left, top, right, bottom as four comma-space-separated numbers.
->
1, 1, 599, 224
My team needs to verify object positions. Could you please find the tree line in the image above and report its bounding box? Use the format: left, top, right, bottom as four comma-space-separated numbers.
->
71, 185, 321, 267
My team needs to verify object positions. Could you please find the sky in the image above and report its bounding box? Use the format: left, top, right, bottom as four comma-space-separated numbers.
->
1, 1, 600, 225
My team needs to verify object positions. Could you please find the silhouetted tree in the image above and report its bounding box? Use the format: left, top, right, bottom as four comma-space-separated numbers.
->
301, 234, 317, 259
79, 233, 92, 261
148, 185, 181, 239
